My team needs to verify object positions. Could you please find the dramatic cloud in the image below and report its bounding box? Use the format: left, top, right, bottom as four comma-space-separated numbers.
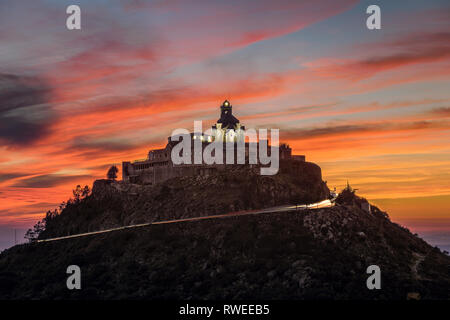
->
12, 174, 91, 189
282, 120, 450, 140
0, 74, 54, 147
307, 32, 450, 81
0, 173, 28, 183
428, 107, 450, 117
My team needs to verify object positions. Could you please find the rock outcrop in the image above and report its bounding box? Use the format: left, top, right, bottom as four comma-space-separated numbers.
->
38, 163, 329, 239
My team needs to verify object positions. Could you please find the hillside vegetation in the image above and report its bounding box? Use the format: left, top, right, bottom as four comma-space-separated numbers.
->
0, 200, 449, 299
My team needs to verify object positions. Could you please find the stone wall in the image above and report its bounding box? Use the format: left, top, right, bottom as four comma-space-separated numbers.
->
123, 142, 303, 186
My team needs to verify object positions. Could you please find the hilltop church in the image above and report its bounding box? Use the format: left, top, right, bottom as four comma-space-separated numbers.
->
122, 100, 305, 185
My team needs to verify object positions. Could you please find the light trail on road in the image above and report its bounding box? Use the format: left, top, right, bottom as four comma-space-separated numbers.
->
36, 199, 334, 243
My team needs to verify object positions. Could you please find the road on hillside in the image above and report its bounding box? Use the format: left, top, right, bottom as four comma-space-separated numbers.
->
36, 199, 334, 243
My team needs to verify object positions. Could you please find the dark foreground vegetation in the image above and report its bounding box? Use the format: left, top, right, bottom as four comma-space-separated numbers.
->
1, 199, 449, 300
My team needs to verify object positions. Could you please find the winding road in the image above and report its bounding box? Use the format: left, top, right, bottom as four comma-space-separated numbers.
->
37, 199, 334, 243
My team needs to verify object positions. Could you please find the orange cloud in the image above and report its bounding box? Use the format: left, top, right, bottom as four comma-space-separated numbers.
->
306, 32, 450, 81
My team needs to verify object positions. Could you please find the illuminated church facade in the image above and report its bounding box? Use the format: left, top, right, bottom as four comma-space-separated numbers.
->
212, 100, 245, 143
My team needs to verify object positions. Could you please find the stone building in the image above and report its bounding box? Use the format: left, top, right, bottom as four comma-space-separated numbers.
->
122, 100, 304, 185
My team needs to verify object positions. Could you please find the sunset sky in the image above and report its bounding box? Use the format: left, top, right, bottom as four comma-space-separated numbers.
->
0, 0, 449, 250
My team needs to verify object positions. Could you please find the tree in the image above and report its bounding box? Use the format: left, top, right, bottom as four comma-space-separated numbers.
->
24, 220, 46, 242
72, 185, 83, 203
107, 165, 118, 181
58, 201, 67, 212
45, 209, 58, 221
72, 185, 90, 203
82, 185, 90, 198
345, 180, 354, 193
335, 181, 353, 205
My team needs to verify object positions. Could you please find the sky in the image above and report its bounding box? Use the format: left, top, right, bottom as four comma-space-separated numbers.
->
0, 0, 449, 250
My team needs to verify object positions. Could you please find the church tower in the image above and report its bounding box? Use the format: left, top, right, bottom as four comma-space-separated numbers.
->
212, 100, 245, 142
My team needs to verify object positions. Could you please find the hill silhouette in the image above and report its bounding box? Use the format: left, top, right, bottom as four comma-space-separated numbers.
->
0, 165, 449, 300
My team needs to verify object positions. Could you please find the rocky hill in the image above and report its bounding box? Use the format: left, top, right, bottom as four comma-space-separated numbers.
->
38, 162, 329, 239
0, 162, 449, 300
0, 197, 449, 300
